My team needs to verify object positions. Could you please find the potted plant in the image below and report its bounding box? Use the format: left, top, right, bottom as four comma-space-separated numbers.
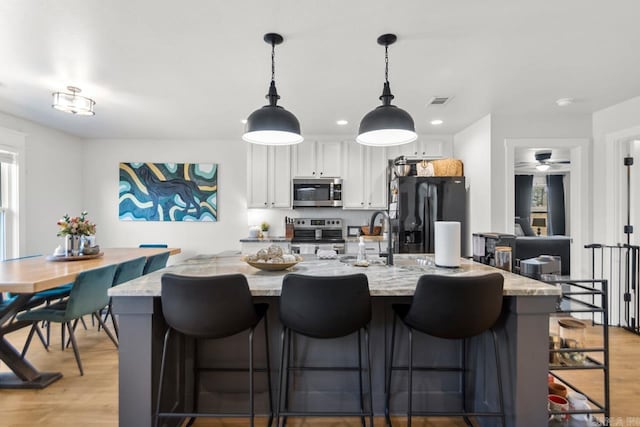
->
260, 221, 270, 239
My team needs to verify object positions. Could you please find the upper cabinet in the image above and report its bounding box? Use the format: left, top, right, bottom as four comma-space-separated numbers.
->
342, 141, 388, 210
292, 141, 343, 178
386, 140, 445, 160
247, 144, 291, 208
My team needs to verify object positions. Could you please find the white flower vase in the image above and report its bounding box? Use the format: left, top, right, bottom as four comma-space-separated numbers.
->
262, 230, 269, 239
65, 235, 83, 257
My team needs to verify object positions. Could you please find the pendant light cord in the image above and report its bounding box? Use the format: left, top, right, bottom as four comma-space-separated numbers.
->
271, 40, 276, 83
384, 44, 389, 83
380, 42, 394, 105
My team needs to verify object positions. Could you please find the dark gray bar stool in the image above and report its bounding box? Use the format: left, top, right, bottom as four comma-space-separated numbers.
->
155, 273, 272, 427
385, 273, 505, 427
276, 273, 373, 427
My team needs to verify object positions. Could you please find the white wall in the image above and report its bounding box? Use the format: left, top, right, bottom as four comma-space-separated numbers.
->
0, 112, 84, 257
490, 113, 592, 232
453, 114, 491, 254
82, 139, 248, 263
592, 96, 640, 245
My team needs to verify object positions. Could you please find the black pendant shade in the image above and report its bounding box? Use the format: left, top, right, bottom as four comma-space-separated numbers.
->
357, 34, 417, 147
243, 33, 303, 145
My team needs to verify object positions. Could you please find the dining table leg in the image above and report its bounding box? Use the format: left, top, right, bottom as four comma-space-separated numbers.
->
0, 294, 63, 389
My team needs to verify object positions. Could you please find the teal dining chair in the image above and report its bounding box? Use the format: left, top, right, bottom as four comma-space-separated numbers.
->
142, 251, 170, 275
101, 256, 146, 337
17, 264, 118, 376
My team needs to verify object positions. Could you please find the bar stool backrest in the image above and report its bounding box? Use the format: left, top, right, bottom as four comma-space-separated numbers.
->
161, 273, 259, 339
405, 273, 504, 339
280, 273, 371, 339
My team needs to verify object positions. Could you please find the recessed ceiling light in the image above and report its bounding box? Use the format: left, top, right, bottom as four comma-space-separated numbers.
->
556, 98, 574, 107
241, 119, 248, 124
430, 119, 443, 125
336, 120, 348, 126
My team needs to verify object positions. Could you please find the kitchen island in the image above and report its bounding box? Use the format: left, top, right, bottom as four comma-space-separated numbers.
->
110, 253, 560, 427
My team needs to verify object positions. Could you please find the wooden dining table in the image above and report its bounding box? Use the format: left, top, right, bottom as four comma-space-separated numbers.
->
0, 247, 180, 389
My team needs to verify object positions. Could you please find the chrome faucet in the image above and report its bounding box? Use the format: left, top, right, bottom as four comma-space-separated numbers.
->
369, 210, 393, 265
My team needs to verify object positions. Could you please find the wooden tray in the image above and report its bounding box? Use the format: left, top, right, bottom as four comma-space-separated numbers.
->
245, 260, 299, 271
46, 252, 104, 262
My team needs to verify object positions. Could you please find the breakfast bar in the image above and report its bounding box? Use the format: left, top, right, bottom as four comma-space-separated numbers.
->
110, 253, 561, 427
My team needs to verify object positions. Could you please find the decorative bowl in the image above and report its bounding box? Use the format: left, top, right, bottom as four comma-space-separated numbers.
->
361, 226, 382, 236
244, 259, 300, 271
82, 245, 100, 255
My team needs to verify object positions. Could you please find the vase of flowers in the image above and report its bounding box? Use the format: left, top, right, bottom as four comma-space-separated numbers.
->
57, 211, 96, 256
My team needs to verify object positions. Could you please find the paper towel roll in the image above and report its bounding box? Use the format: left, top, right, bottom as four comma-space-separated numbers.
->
435, 221, 461, 268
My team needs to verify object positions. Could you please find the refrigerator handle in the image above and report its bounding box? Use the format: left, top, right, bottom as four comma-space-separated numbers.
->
424, 193, 431, 253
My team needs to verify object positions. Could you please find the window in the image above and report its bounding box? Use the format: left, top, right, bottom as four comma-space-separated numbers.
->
0, 126, 26, 260
0, 150, 17, 260
531, 175, 548, 212
530, 175, 548, 236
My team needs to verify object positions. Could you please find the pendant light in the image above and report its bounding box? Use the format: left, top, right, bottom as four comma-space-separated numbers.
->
243, 33, 303, 145
52, 86, 95, 116
357, 34, 417, 147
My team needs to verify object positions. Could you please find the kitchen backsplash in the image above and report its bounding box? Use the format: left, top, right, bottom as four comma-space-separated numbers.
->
247, 208, 378, 237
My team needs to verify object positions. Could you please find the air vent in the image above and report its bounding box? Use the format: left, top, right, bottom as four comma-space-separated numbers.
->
427, 96, 453, 106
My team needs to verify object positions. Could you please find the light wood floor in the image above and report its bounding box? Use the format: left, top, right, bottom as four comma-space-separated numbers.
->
1, 321, 638, 426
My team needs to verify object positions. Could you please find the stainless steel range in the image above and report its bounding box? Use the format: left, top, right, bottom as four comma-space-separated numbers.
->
291, 218, 345, 254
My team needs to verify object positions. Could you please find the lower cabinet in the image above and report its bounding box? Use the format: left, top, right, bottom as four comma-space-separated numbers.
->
345, 240, 388, 255
342, 141, 388, 209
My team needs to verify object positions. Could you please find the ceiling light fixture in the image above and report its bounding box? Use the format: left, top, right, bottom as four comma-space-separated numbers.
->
242, 33, 303, 145
356, 34, 417, 147
430, 119, 443, 126
536, 164, 551, 172
556, 98, 574, 107
336, 120, 348, 126
52, 86, 95, 116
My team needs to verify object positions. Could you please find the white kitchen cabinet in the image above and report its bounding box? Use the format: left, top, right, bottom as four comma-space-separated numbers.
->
386, 140, 445, 159
342, 141, 388, 209
247, 144, 291, 208
292, 140, 342, 177
345, 240, 388, 255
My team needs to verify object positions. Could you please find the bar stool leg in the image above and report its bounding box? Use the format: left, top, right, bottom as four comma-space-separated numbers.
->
385, 314, 397, 427
264, 315, 274, 427
282, 328, 292, 427
275, 327, 287, 427
249, 328, 255, 427
358, 330, 365, 427
491, 329, 506, 427
364, 326, 374, 427
462, 338, 473, 427
155, 328, 172, 427
407, 327, 413, 427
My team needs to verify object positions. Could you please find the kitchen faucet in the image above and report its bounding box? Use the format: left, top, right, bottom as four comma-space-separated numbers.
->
369, 210, 393, 266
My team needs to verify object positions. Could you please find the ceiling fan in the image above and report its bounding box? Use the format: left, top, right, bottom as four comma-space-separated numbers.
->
515, 150, 570, 172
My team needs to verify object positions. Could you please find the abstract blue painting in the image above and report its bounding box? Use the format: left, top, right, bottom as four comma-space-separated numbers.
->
119, 162, 217, 222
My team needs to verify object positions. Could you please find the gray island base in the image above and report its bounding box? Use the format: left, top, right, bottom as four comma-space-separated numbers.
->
110, 254, 561, 427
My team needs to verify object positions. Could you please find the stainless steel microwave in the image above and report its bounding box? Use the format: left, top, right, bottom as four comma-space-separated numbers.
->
292, 178, 343, 207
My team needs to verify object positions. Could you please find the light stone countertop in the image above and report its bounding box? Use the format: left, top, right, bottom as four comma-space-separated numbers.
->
239, 237, 291, 243
109, 253, 562, 298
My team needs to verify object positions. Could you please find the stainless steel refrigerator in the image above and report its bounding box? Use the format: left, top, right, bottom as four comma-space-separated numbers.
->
389, 176, 467, 254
